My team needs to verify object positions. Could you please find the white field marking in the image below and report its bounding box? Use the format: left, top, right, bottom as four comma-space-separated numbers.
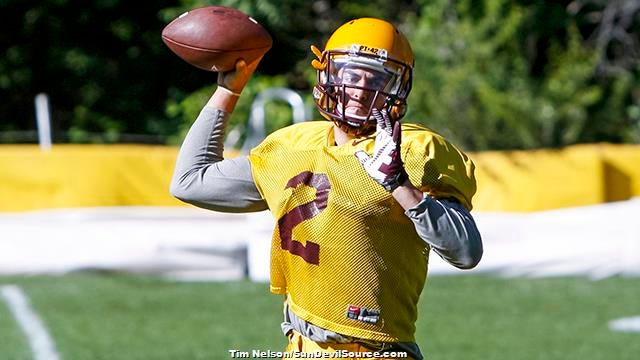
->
1, 285, 61, 360
608, 315, 640, 333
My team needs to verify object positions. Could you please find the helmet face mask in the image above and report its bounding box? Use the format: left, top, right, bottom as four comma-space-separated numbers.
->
314, 50, 412, 135
312, 18, 414, 137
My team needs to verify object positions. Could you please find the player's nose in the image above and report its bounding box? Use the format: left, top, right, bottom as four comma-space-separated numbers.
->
348, 86, 369, 101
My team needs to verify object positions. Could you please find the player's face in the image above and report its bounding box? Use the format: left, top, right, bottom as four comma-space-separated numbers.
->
336, 65, 392, 119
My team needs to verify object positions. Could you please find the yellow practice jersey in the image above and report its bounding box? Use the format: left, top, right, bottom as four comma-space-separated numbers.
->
248, 120, 476, 343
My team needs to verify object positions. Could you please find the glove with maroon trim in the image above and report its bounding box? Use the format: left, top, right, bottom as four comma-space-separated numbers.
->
354, 109, 409, 192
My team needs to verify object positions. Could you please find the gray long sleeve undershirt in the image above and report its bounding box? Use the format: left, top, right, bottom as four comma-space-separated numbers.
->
170, 106, 483, 269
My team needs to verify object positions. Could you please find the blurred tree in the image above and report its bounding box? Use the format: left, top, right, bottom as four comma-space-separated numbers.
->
0, 0, 637, 149
568, 0, 640, 143
405, 0, 638, 150
568, 0, 640, 76
0, 0, 204, 143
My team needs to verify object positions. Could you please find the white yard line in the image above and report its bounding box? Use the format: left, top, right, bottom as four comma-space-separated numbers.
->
1, 285, 61, 360
609, 315, 640, 333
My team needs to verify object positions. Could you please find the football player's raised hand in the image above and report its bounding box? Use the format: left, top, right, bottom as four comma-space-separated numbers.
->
217, 56, 263, 95
354, 109, 409, 192
209, 57, 263, 111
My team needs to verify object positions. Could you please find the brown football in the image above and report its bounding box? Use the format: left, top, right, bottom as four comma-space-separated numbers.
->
161, 6, 272, 72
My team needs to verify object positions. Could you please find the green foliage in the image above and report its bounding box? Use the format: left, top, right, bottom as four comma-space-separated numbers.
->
538, 25, 603, 146
0, 0, 206, 144
581, 70, 640, 144
0, 0, 638, 149
405, 0, 606, 150
165, 74, 313, 148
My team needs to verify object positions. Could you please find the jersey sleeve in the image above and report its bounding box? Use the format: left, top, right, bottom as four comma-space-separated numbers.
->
402, 125, 478, 210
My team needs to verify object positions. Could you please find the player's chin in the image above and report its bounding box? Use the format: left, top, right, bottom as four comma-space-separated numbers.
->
341, 115, 376, 136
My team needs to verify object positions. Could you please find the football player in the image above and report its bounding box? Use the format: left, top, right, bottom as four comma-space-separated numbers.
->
171, 17, 483, 360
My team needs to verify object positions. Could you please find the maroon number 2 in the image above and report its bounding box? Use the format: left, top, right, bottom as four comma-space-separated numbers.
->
277, 171, 330, 265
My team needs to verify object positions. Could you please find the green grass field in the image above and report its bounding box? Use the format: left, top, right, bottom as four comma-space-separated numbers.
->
1, 273, 638, 360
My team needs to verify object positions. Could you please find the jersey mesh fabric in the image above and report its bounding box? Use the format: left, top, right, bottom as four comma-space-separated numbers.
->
248, 120, 476, 343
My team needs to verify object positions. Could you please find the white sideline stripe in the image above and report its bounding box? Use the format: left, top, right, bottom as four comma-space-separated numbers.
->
1, 285, 61, 360
609, 315, 640, 333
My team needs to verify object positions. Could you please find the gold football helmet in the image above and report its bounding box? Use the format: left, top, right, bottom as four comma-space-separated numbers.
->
312, 18, 414, 136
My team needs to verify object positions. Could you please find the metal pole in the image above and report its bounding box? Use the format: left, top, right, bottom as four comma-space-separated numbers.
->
34, 93, 52, 151
241, 87, 308, 152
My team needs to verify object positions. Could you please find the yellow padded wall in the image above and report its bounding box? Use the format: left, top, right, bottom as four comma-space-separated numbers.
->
0, 145, 184, 211
1, 143, 639, 212
599, 144, 640, 202
471, 144, 606, 212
